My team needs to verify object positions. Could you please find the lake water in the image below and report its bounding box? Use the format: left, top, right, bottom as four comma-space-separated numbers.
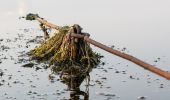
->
0, 0, 170, 100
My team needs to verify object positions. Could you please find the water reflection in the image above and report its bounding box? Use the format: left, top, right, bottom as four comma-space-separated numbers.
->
51, 66, 90, 100
70, 89, 89, 100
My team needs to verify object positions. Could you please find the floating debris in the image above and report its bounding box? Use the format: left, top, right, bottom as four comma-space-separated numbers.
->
138, 96, 147, 100
35, 66, 42, 71
96, 92, 116, 97
115, 70, 120, 73
0, 45, 10, 51
26, 36, 44, 44
129, 75, 135, 79
101, 77, 107, 80
0, 83, 3, 86
0, 39, 3, 42
154, 57, 161, 63
159, 84, 164, 88
0, 70, 4, 77
110, 45, 115, 49
22, 63, 34, 68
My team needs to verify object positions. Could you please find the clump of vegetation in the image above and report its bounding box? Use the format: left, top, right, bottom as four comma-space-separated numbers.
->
26, 13, 39, 21
26, 13, 103, 75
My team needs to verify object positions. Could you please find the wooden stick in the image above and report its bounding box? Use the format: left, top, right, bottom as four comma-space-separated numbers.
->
36, 17, 60, 30
84, 36, 170, 80
35, 18, 170, 80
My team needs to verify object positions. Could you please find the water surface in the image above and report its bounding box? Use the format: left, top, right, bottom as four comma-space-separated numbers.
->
0, 0, 170, 100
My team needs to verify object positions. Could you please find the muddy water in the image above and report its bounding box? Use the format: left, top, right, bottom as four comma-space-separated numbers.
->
0, 0, 170, 100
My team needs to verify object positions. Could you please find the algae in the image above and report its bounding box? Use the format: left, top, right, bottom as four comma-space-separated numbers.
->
26, 14, 103, 75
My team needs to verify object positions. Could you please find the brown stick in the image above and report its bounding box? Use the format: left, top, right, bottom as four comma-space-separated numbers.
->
36, 17, 60, 30
35, 18, 170, 80
84, 36, 170, 80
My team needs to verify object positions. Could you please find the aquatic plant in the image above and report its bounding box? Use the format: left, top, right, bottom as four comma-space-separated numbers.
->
26, 13, 103, 75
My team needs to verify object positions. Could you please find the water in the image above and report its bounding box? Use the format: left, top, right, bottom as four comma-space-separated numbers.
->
0, 0, 170, 100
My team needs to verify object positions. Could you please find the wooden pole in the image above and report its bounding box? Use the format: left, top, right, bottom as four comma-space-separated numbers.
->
35, 18, 170, 80
36, 17, 60, 30
84, 36, 170, 80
